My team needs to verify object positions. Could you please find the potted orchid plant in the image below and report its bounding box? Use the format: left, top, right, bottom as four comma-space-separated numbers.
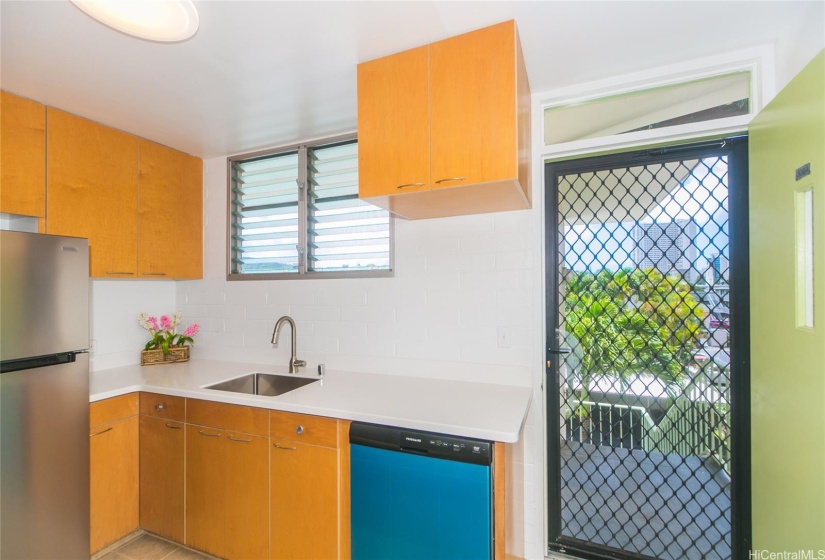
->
138, 310, 200, 366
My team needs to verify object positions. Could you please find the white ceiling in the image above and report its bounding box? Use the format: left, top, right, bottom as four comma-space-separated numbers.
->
1, 1, 822, 159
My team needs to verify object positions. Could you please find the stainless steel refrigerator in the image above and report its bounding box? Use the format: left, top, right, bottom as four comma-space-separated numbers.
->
0, 231, 90, 559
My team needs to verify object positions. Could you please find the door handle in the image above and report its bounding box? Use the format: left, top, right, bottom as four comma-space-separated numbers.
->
90, 427, 113, 437
273, 443, 297, 451
228, 435, 251, 443
166, 423, 182, 430
198, 430, 221, 437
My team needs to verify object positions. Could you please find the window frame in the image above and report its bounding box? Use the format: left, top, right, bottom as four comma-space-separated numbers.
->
226, 134, 394, 281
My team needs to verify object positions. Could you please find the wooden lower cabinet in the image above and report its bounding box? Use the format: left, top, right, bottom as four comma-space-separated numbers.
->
139, 415, 184, 542
271, 439, 340, 559
92, 395, 510, 560
186, 424, 227, 557
226, 431, 269, 560
185, 423, 270, 560
89, 409, 139, 554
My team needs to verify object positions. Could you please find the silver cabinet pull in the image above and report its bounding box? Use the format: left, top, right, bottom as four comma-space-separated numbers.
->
434, 177, 467, 184
106, 271, 135, 275
228, 435, 251, 443
165, 423, 182, 430
295, 425, 304, 435
143, 272, 167, 276
397, 183, 425, 189
198, 429, 221, 438
90, 427, 113, 437
155, 403, 165, 411
273, 443, 296, 451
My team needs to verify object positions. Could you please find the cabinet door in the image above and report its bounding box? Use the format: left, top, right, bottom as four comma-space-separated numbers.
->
430, 21, 517, 189
0, 91, 46, 217
226, 432, 269, 560
89, 417, 139, 554
139, 416, 184, 543
137, 140, 203, 279
357, 45, 430, 198
186, 425, 226, 558
47, 109, 138, 277
271, 440, 339, 560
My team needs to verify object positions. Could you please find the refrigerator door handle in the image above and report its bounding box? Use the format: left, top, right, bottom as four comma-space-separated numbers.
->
0, 352, 77, 375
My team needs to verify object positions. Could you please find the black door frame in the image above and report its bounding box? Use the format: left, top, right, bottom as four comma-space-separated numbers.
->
544, 137, 751, 560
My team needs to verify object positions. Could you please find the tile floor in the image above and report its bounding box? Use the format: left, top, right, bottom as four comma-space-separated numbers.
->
100, 534, 212, 560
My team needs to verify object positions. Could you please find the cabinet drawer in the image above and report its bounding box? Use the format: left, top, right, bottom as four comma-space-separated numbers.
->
90, 393, 139, 428
270, 411, 338, 448
140, 392, 185, 421
186, 398, 269, 437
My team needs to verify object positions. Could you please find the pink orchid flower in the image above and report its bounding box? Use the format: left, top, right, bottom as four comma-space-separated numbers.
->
148, 316, 160, 331
183, 324, 200, 338
160, 315, 172, 331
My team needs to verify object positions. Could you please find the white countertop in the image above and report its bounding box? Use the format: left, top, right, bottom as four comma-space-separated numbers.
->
90, 360, 532, 443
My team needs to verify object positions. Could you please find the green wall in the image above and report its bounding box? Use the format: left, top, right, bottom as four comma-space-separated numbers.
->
749, 49, 825, 550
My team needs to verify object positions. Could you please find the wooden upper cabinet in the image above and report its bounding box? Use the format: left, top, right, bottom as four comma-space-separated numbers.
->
357, 45, 430, 198
430, 21, 517, 188
357, 20, 531, 219
137, 140, 203, 279
1, 92, 46, 217
47, 109, 138, 277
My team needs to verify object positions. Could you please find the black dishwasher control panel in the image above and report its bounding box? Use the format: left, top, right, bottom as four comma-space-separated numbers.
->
350, 422, 492, 466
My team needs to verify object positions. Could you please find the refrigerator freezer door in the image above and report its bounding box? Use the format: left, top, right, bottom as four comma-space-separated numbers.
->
0, 231, 90, 361
0, 353, 90, 559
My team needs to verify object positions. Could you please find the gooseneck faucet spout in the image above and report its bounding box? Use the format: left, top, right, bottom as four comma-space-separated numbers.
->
272, 316, 306, 373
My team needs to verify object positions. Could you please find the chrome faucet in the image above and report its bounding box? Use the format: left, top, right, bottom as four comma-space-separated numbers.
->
272, 316, 306, 373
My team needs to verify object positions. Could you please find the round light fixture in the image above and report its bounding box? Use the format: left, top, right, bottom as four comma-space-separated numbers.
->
70, 0, 199, 43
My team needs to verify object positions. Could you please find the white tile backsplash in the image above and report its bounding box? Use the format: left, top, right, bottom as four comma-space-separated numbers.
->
176, 157, 536, 389
89, 280, 176, 371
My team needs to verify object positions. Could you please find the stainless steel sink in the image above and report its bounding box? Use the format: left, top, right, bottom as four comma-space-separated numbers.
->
204, 373, 319, 396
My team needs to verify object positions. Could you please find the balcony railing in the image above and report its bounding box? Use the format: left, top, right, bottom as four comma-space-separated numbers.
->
566, 382, 731, 474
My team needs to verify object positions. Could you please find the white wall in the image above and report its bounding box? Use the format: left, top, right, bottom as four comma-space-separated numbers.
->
773, 1, 825, 93
177, 158, 537, 389
90, 280, 176, 371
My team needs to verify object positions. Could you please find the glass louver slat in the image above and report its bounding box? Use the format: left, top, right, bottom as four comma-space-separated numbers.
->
231, 151, 299, 274
230, 138, 391, 275
307, 140, 390, 273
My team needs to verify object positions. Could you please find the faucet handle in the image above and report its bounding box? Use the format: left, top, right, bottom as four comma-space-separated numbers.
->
293, 359, 307, 369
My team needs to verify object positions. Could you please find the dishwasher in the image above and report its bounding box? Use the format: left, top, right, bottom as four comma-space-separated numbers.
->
349, 422, 493, 560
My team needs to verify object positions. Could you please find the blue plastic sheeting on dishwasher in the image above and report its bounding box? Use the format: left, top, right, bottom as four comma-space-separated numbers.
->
350, 443, 492, 560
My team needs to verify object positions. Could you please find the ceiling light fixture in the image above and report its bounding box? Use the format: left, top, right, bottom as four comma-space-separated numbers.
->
69, 0, 199, 43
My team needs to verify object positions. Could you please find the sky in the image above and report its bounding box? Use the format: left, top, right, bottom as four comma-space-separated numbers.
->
562, 157, 730, 274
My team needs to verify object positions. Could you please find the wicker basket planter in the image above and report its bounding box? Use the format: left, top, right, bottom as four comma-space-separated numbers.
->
141, 346, 190, 366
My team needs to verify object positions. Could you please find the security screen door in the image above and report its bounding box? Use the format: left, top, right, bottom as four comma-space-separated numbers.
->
545, 139, 750, 560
